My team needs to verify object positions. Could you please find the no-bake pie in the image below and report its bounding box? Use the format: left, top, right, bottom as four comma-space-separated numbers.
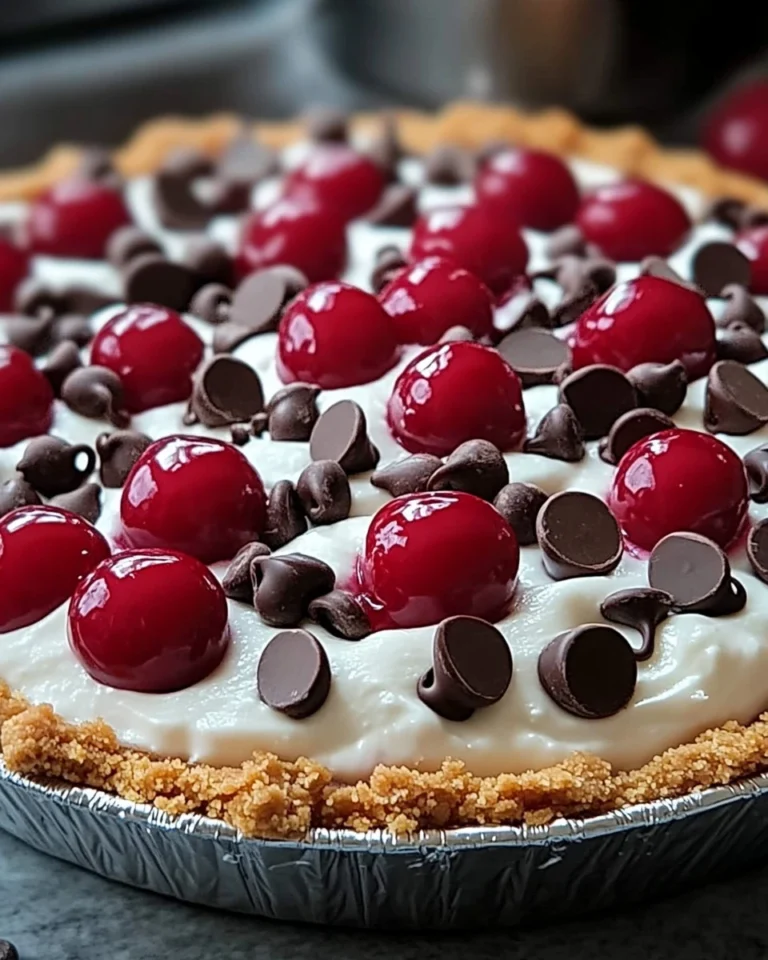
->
5, 104, 768, 839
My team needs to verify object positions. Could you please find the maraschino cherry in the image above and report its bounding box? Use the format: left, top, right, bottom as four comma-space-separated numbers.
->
90, 304, 204, 413
379, 256, 494, 344
576, 180, 691, 262
570, 275, 716, 381
0, 345, 54, 447
387, 341, 526, 457
0, 238, 29, 312
475, 147, 580, 231
120, 435, 267, 564
0, 505, 110, 633
608, 428, 748, 553
283, 144, 385, 221
69, 548, 229, 693
410, 204, 529, 297
736, 225, 768, 295
277, 281, 399, 388
703, 81, 768, 181
26, 178, 132, 259
356, 491, 520, 629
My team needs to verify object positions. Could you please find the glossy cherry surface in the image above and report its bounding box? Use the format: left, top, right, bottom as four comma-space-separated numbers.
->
608, 428, 748, 553
570, 276, 716, 380
357, 491, 520, 629
736, 225, 768, 295
90, 304, 204, 413
277, 281, 399, 388
0, 238, 29, 312
387, 341, 526, 457
576, 180, 691, 262
379, 256, 494, 345
0, 505, 110, 633
0, 345, 54, 447
69, 548, 229, 693
283, 144, 385, 221
703, 81, 768, 181
475, 147, 580, 231
120, 435, 267, 564
410, 204, 529, 297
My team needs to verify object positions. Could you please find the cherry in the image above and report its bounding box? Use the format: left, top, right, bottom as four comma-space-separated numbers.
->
90, 304, 204, 413
736, 225, 768, 294
387, 341, 526, 457
410, 204, 529, 297
475, 147, 580, 231
356, 491, 520, 629
0, 505, 110, 633
236, 195, 347, 284
576, 180, 691, 262
0, 238, 29, 312
26, 178, 131, 259
608, 428, 748, 553
570, 275, 716, 381
120, 435, 266, 564
69, 548, 229, 693
283, 144, 385, 221
277, 281, 399, 389
0, 345, 54, 447
703, 81, 768, 181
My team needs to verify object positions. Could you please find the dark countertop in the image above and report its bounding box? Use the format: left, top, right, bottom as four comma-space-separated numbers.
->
2, 828, 768, 960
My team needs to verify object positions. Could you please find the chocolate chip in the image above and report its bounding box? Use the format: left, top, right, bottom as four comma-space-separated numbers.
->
251, 411, 269, 436
153, 149, 213, 230
439, 325, 476, 343
741, 206, 768, 229
52, 314, 93, 348
505, 297, 552, 333
61, 285, 117, 317
745, 443, 768, 502
253, 553, 336, 627
716, 322, 768, 364
189, 356, 264, 427
748, 519, 768, 584
76, 146, 116, 183
719, 283, 766, 332
266, 383, 320, 441
3, 314, 51, 355
306, 107, 348, 143
559, 365, 637, 440
309, 400, 379, 474
263, 480, 308, 550
417, 616, 512, 721
640, 256, 696, 289
523, 403, 585, 462
122, 253, 196, 312
219, 132, 279, 182
497, 328, 570, 388
427, 439, 508, 501
706, 196, 745, 230
107, 225, 162, 269
626, 359, 688, 416
0, 938, 20, 960
183, 238, 234, 288
704, 359, 768, 435
598, 407, 675, 465
365, 113, 403, 181
493, 482, 548, 547
50, 482, 102, 524
370, 454, 441, 497
296, 460, 351, 525
551, 282, 599, 327
545, 225, 587, 260
228, 269, 294, 336
649, 532, 746, 616
189, 282, 232, 325
371, 246, 406, 293
538, 625, 636, 719
61, 365, 130, 427
14, 278, 62, 317
308, 590, 372, 640
96, 430, 152, 487
536, 491, 622, 580
0, 475, 40, 519
257, 628, 331, 719
424, 144, 475, 185
551, 254, 616, 297
366, 184, 418, 227
230, 424, 251, 446
692, 241, 752, 297
222, 541, 271, 603
16, 436, 96, 497
599, 588, 673, 661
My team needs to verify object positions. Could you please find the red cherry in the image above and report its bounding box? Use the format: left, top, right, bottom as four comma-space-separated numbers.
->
283, 144, 385, 221
69, 548, 229, 693
236, 195, 347, 284
379, 256, 494, 345
120, 435, 267, 564
703, 81, 768, 181
475, 147, 580, 231
608, 428, 748, 553
576, 180, 691, 262
0, 505, 110, 633
26, 178, 131, 259
387, 341, 526, 457
410, 204, 529, 297
90, 304, 204, 413
570, 276, 716, 381
357, 491, 519, 629
736, 225, 768, 294
0, 345, 54, 447
0, 238, 29, 312
277, 281, 399, 389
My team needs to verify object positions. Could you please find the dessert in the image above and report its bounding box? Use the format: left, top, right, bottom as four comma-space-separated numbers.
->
5, 104, 768, 840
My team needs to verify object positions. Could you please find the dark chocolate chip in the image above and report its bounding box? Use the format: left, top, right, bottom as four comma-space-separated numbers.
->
551, 281, 599, 328
704, 359, 768, 435
122, 253, 196, 312
60, 285, 117, 317
211, 321, 255, 354
257, 628, 331, 719
719, 283, 766, 332
745, 443, 768, 502
218, 132, 279, 182
640, 256, 696, 289
439, 325, 475, 343
523, 404, 585, 462
505, 297, 552, 333
546, 254, 616, 297
189, 356, 264, 427
296, 460, 351, 525
153, 149, 213, 230
96, 430, 152, 488
497, 328, 570, 387
545, 225, 587, 260
306, 107, 349, 143
371, 245, 406, 293
559, 364, 637, 440
370, 454, 441, 497
251, 411, 269, 436
427, 439, 509, 501
747, 519, 768, 584
230, 424, 251, 446
107, 225, 162, 269
266, 383, 320, 441
692, 241, 752, 297
222, 541, 271, 603
183, 238, 234, 288
626, 359, 688, 416
309, 400, 379, 474
51, 314, 93, 348
228, 268, 294, 335
598, 407, 675, 465
3, 314, 52, 355
741, 206, 768, 229
706, 196, 745, 230
493, 482, 548, 547
716, 321, 768, 364
417, 616, 512, 721
538, 625, 636, 719
599, 588, 673, 661
61, 365, 130, 427
14, 278, 62, 317
263, 480, 308, 550
50, 482, 102, 524
649, 532, 739, 615
536, 491, 622, 580
308, 590, 372, 641
366, 184, 418, 227
16, 436, 96, 497
0, 475, 41, 519
76, 146, 116, 183
189, 282, 232, 325
0, 938, 19, 960
253, 553, 336, 627
424, 144, 475, 185
365, 113, 403, 180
